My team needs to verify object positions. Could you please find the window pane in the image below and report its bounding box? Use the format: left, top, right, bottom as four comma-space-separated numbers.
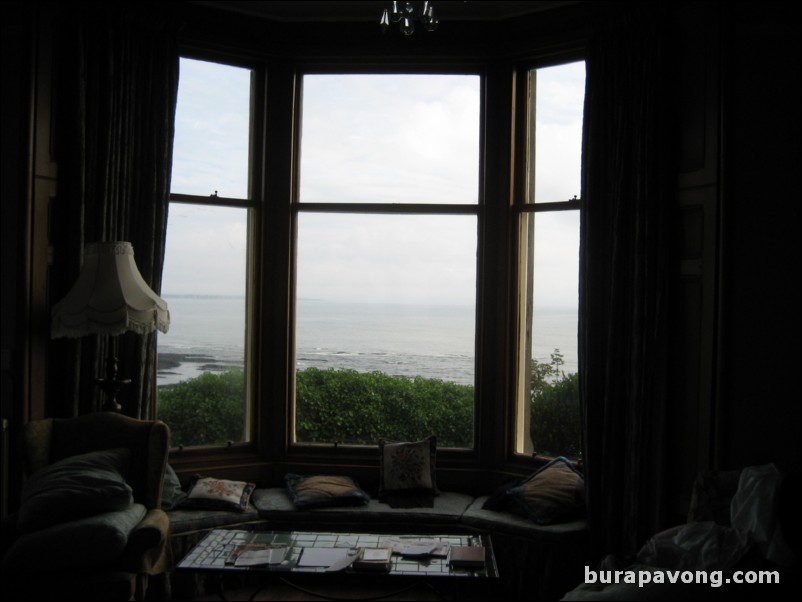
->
295, 213, 476, 447
515, 211, 580, 457
299, 74, 480, 204
528, 62, 585, 204
170, 58, 252, 198
157, 204, 249, 448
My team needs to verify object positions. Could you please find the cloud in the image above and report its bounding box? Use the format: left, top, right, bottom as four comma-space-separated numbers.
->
165, 61, 584, 310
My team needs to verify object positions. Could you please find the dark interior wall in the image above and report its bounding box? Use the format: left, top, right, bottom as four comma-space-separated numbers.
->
717, 5, 801, 475
667, 0, 723, 516
1, 2, 35, 519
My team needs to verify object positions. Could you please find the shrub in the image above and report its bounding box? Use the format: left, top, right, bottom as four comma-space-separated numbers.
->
157, 355, 580, 455
529, 351, 581, 458
296, 368, 474, 448
530, 372, 581, 458
157, 370, 245, 447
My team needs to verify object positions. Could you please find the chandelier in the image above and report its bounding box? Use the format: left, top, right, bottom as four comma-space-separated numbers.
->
380, 1, 439, 35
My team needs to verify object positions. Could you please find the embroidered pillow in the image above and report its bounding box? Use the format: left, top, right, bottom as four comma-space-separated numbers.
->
285, 474, 370, 510
181, 475, 255, 512
378, 437, 438, 506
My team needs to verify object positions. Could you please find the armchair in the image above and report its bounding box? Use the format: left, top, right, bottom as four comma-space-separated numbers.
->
1, 413, 171, 601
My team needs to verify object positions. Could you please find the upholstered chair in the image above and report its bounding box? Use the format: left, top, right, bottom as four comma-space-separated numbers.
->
1, 413, 170, 601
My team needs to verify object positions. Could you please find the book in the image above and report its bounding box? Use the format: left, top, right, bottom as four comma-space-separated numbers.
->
448, 546, 486, 569
352, 546, 393, 572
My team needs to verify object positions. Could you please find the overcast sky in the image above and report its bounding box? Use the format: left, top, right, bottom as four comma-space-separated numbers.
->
164, 59, 584, 308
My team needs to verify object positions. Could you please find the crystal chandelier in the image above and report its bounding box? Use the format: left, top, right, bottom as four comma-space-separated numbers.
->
380, 1, 439, 35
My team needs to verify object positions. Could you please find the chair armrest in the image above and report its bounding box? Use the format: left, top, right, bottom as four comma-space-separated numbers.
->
119, 508, 171, 575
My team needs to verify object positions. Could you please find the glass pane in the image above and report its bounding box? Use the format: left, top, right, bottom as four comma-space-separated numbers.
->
529, 62, 585, 204
295, 213, 476, 447
515, 211, 580, 457
299, 74, 480, 204
157, 204, 249, 447
170, 58, 252, 199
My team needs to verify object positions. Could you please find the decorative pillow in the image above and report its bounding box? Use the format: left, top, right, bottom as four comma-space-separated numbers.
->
285, 474, 371, 510
180, 475, 255, 512
2, 503, 146, 572
484, 456, 584, 525
161, 464, 188, 510
378, 436, 438, 507
18, 448, 134, 533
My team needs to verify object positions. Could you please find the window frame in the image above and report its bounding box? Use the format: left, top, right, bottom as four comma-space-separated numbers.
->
509, 56, 585, 463
161, 50, 265, 458
286, 65, 486, 458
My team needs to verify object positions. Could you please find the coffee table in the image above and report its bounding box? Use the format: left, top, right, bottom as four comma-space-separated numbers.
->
178, 529, 499, 599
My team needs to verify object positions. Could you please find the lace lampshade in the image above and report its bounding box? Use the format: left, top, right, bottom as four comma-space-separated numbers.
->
52, 241, 170, 338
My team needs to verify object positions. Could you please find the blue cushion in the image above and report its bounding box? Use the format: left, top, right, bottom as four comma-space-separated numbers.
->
161, 464, 188, 510
18, 448, 133, 532
3, 503, 146, 571
285, 474, 370, 510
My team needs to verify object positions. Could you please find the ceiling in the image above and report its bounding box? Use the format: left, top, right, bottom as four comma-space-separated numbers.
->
192, 1, 579, 23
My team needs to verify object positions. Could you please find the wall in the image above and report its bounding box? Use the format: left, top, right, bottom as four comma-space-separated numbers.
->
717, 4, 801, 474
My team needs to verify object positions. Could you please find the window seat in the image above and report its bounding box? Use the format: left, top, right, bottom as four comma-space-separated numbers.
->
166, 488, 589, 600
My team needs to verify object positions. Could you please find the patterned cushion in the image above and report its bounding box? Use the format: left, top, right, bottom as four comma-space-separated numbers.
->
285, 474, 370, 510
180, 475, 255, 512
483, 456, 584, 525
379, 437, 438, 506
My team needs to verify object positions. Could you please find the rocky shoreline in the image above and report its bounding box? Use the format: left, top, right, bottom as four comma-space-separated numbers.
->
157, 352, 243, 386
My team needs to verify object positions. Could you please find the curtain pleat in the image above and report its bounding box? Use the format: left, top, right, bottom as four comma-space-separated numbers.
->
579, 3, 675, 559
51, 4, 179, 419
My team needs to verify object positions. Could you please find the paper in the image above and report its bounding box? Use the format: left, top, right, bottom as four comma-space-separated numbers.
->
384, 538, 447, 557
298, 547, 352, 568
398, 544, 438, 557
235, 547, 288, 566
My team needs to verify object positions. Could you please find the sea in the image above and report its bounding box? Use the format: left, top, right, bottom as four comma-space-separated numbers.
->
156, 296, 578, 387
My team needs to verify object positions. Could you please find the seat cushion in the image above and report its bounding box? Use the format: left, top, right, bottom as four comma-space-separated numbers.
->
252, 488, 473, 531
167, 506, 262, 536
2, 503, 146, 572
462, 495, 588, 540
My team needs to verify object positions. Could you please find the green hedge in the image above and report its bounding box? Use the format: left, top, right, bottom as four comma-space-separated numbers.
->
157, 370, 245, 447
529, 350, 582, 457
296, 368, 474, 447
157, 354, 579, 454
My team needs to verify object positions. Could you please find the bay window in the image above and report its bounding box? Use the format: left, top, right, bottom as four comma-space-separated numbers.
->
156, 48, 585, 471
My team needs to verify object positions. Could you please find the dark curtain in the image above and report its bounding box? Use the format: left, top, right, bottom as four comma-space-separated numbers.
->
50, 4, 179, 419
579, 3, 675, 559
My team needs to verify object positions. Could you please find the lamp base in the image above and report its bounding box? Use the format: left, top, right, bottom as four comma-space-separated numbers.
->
96, 354, 131, 412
